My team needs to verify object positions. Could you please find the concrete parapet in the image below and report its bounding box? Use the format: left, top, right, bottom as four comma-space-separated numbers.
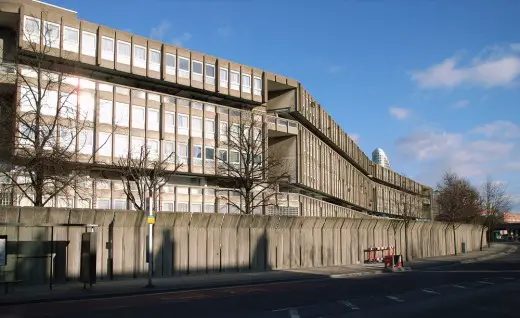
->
0, 206, 485, 285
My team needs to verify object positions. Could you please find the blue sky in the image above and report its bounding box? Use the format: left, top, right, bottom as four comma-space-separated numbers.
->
47, 0, 520, 211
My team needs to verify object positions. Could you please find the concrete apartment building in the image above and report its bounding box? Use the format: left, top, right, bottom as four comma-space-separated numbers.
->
0, 0, 433, 219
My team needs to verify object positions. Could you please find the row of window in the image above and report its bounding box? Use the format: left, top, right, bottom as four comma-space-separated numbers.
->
18, 123, 247, 166
23, 16, 263, 96
20, 86, 264, 140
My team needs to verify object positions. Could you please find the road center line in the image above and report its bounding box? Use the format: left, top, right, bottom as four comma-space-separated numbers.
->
477, 281, 495, 285
339, 300, 360, 310
421, 289, 440, 295
386, 296, 405, 302
289, 309, 300, 318
452, 284, 466, 289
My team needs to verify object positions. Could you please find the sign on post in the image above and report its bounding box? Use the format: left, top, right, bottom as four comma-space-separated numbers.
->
0, 235, 6, 266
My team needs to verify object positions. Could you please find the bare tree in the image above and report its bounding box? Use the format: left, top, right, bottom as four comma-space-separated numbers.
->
216, 113, 290, 215
392, 194, 422, 261
477, 177, 511, 250
0, 13, 108, 207
116, 146, 182, 212
435, 171, 481, 255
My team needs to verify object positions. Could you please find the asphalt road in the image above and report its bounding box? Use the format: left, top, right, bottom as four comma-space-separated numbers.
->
2, 244, 519, 318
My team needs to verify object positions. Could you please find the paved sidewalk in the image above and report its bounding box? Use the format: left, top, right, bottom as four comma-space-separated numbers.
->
0, 243, 513, 306
405, 243, 516, 269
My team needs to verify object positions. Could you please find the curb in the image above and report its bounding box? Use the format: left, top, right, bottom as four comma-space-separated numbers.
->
408, 245, 516, 269
330, 270, 385, 278
459, 246, 517, 264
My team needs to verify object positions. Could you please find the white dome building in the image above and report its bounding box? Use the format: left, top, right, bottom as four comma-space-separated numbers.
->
372, 148, 390, 169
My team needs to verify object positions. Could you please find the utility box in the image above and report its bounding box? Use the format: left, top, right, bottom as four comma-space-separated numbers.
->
461, 242, 467, 254
80, 232, 97, 285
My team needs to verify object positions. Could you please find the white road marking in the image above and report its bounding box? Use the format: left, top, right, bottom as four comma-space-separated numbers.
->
452, 284, 466, 289
500, 277, 515, 280
477, 280, 495, 285
386, 296, 404, 302
289, 309, 300, 318
339, 300, 360, 310
421, 289, 440, 295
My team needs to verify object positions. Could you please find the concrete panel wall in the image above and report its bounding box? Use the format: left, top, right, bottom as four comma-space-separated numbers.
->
0, 207, 485, 286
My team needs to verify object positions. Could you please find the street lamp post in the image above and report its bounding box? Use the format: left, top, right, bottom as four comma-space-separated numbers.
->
146, 191, 154, 288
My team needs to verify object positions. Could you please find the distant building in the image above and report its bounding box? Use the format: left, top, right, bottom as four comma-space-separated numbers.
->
372, 148, 391, 169
504, 213, 520, 224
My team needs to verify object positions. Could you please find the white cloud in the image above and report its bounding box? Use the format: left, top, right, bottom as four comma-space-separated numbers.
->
150, 20, 170, 40
396, 124, 517, 183
410, 44, 520, 89
172, 33, 193, 47
452, 100, 469, 108
389, 107, 411, 120
471, 120, 520, 139
217, 26, 232, 37
350, 133, 360, 143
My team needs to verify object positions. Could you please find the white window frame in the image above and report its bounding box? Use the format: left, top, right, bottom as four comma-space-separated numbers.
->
59, 127, 76, 152
99, 99, 113, 125
191, 203, 202, 213
115, 102, 129, 127
230, 71, 240, 90
101, 36, 114, 61
177, 142, 188, 165
23, 16, 40, 44
149, 49, 161, 72
177, 202, 189, 213
113, 199, 127, 210
177, 113, 189, 135
78, 91, 96, 122
63, 26, 79, 53
132, 105, 145, 129
253, 76, 262, 96
133, 44, 147, 68
116, 40, 131, 65
97, 198, 111, 210
165, 111, 175, 133
191, 116, 202, 138
205, 64, 215, 85
42, 21, 60, 48
204, 203, 215, 213
205, 118, 215, 139
131, 136, 145, 159
165, 53, 176, 75
163, 141, 175, 162
192, 60, 203, 82
162, 201, 175, 212
97, 132, 112, 157
178, 57, 190, 78
242, 73, 251, 94
78, 129, 93, 155
219, 121, 228, 142
147, 108, 160, 131
205, 146, 215, 162
219, 68, 228, 88
114, 134, 129, 158
193, 144, 203, 166
218, 149, 228, 163
147, 138, 159, 160
81, 31, 96, 57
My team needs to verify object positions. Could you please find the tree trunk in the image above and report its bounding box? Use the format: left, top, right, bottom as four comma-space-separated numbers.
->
452, 223, 458, 255
480, 225, 485, 251
34, 169, 45, 207
404, 222, 410, 262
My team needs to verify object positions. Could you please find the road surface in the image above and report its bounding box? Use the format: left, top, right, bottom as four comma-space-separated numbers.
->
2, 244, 519, 318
